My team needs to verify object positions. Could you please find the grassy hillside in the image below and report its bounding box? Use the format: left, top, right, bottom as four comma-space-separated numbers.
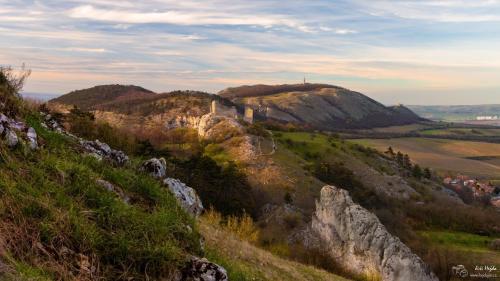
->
0, 114, 202, 280
2, 70, 357, 281
198, 214, 350, 281
218, 83, 339, 99
221, 84, 422, 129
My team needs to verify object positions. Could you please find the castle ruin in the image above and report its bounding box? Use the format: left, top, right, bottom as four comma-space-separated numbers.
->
210, 100, 253, 123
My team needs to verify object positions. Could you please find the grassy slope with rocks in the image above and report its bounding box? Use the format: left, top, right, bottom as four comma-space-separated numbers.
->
0, 113, 202, 280
1, 71, 352, 281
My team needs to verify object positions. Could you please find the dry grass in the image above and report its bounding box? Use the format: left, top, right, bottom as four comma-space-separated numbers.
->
199, 217, 351, 281
353, 138, 500, 179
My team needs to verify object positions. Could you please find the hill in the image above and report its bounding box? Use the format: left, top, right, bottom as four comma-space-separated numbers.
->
50, 84, 156, 110
1, 69, 353, 281
219, 84, 423, 129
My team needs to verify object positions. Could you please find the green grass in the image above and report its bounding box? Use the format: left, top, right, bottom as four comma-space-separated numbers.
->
418, 230, 497, 253
203, 143, 233, 166
205, 248, 265, 281
274, 131, 341, 160
0, 113, 202, 280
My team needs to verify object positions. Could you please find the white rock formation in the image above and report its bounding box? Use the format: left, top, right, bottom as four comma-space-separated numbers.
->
5, 129, 18, 147
197, 113, 243, 140
0, 113, 36, 148
26, 127, 38, 149
312, 185, 438, 281
79, 139, 129, 165
163, 178, 203, 217
140, 158, 167, 178
181, 256, 228, 281
165, 112, 244, 141
165, 115, 202, 130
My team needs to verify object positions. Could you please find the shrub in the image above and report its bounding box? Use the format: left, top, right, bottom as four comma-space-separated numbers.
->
171, 156, 256, 217
489, 239, 500, 251
0, 65, 31, 117
204, 209, 259, 243
225, 213, 260, 243
313, 161, 382, 208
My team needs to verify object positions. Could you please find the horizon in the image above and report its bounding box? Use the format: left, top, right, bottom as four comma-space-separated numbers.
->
2, 0, 500, 105
20, 87, 500, 107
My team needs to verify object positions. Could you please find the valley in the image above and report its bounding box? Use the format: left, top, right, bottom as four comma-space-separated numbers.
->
4, 2, 500, 280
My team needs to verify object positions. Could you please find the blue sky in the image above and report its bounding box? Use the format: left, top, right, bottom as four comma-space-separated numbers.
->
1, 0, 500, 105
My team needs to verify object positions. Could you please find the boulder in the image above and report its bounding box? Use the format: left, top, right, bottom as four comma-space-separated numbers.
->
311, 185, 438, 281
141, 158, 167, 179
163, 178, 203, 217
181, 257, 228, 281
5, 129, 18, 147
26, 127, 38, 149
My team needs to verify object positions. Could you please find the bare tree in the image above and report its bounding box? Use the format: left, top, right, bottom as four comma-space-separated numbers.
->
0, 64, 31, 116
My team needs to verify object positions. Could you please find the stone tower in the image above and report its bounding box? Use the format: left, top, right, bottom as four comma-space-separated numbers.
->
244, 106, 254, 124
211, 100, 217, 114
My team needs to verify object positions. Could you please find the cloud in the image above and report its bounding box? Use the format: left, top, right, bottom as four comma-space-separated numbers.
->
67, 5, 309, 31
335, 29, 358, 34
355, 0, 500, 22
2, 0, 500, 104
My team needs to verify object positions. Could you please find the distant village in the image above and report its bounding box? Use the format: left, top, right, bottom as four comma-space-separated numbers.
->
443, 175, 500, 208
475, 115, 499, 121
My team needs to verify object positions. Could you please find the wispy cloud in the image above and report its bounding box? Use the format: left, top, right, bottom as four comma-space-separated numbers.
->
67, 5, 308, 30
1, 0, 500, 104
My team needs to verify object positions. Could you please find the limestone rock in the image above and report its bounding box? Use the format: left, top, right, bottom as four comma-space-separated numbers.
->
163, 178, 203, 217
312, 185, 438, 281
26, 127, 38, 149
181, 257, 228, 281
197, 113, 244, 141
165, 115, 202, 130
5, 129, 18, 147
80, 139, 129, 165
140, 158, 167, 179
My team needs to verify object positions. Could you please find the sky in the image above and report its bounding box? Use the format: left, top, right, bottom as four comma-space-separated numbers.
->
1, 0, 500, 105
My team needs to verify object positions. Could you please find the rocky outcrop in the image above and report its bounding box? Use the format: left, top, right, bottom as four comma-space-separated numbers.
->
163, 178, 204, 217
180, 257, 228, 281
166, 115, 202, 130
164, 112, 244, 142
79, 139, 129, 166
0, 113, 37, 149
197, 113, 243, 140
41, 113, 64, 132
312, 185, 437, 281
26, 127, 38, 149
140, 158, 167, 178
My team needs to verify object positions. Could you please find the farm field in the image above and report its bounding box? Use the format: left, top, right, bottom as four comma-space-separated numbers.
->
352, 138, 500, 179
420, 128, 500, 137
